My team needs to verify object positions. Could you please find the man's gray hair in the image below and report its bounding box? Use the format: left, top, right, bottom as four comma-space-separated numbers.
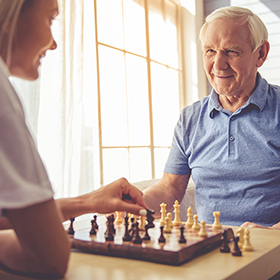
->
199, 6, 268, 52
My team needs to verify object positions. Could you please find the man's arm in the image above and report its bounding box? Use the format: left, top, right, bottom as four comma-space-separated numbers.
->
143, 173, 190, 218
0, 199, 70, 278
241, 221, 280, 230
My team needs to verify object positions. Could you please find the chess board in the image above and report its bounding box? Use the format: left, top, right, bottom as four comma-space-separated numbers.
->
71, 220, 234, 265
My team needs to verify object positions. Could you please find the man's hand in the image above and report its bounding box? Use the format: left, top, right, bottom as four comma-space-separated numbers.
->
241, 221, 280, 230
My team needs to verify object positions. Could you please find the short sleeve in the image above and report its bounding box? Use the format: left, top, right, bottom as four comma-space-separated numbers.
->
164, 112, 191, 175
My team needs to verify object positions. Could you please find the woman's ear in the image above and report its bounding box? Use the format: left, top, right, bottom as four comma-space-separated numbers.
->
256, 40, 270, 68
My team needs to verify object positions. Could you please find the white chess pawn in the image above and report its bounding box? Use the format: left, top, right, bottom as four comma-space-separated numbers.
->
198, 220, 207, 237
212, 211, 222, 229
164, 213, 173, 233
236, 227, 244, 249
172, 200, 182, 226
243, 228, 253, 251
160, 202, 167, 226
185, 207, 193, 228
192, 214, 200, 230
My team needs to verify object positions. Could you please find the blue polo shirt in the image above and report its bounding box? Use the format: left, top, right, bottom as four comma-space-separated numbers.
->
164, 73, 280, 227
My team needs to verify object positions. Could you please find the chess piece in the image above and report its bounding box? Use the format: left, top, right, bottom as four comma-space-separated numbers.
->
90, 219, 97, 235
146, 209, 155, 229
163, 213, 173, 233
93, 215, 99, 230
105, 215, 114, 241
231, 236, 242, 256
185, 207, 193, 228
115, 211, 123, 224
192, 214, 200, 230
67, 217, 75, 235
236, 227, 244, 249
142, 210, 155, 241
132, 222, 142, 244
142, 224, 151, 241
123, 215, 132, 242
172, 200, 182, 226
243, 228, 253, 251
198, 220, 207, 237
179, 226, 186, 244
139, 215, 146, 231
212, 211, 222, 230
220, 230, 230, 253
158, 226, 166, 243
160, 203, 167, 226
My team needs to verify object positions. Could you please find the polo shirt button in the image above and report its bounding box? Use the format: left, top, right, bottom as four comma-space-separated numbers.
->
229, 136, 235, 141
231, 116, 236, 121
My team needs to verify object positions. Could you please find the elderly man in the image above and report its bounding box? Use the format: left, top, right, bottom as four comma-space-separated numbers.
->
144, 6, 280, 230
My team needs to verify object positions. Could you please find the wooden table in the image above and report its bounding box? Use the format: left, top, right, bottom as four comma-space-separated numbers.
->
0, 217, 280, 280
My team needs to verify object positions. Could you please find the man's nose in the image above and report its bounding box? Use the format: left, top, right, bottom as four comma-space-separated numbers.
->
213, 52, 228, 71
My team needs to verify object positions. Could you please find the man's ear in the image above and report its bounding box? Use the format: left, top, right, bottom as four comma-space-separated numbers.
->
256, 40, 270, 68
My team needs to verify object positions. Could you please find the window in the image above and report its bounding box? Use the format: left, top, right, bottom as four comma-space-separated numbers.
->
94, 0, 183, 185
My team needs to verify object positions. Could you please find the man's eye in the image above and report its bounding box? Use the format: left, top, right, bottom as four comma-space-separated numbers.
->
227, 50, 238, 56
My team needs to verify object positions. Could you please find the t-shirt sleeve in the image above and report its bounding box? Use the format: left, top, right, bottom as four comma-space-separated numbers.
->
164, 111, 191, 175
0, 109, 54, 217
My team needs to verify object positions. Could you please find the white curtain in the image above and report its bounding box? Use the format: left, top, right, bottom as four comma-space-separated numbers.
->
11, 0, 99, 198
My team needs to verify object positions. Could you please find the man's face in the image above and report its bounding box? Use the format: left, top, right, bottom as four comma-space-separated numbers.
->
203, 18, 260, 98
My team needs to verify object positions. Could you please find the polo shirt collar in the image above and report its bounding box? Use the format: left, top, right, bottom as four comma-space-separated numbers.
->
208, 72, 268, 118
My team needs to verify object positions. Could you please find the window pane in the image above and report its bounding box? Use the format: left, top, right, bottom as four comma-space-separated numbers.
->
129, 148, 151, 182
151, 62, 180, 146
123, 0, 146, 56
99, 46, 128, 146
126, 54, 150, 146
148, 0, 178, 68
154, 148, 170, 178
103, 148, 129, 185
96, 0, 124, 49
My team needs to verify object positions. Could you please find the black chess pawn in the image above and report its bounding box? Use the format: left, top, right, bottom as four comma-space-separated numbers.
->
220, 230, 230, 253
129, 217, 135, 236
158, 226, 166, 243
123, 215, 132, 242
93, 215, 99, 230
67, 217, 75, 235
231, 236, 242, 256
90, 219, 97, 235
132, 222, 142, 244
179, 226, 186, 244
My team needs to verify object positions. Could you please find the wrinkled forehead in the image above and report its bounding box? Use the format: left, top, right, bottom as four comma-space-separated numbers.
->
203, 18, 251, 48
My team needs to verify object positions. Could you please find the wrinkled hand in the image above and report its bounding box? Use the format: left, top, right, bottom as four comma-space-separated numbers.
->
83, 178, 148, 215
240, 221, 280, 230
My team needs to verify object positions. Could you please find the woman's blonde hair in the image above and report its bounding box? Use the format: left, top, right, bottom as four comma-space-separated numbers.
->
0, 0, 26, 66
199, 6, 268, 52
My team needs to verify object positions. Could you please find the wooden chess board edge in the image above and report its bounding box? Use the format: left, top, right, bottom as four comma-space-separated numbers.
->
71, 228, 234, 266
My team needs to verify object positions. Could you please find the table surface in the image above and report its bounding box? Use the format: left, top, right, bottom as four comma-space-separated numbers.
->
1, 217, 280, 280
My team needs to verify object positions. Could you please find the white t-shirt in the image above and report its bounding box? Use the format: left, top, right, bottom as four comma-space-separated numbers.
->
0, 58, 54, 217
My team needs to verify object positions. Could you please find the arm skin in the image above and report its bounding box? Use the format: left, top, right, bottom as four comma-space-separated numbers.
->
240, 221, 280, 230
56, 178, 148, 222
143, 172, 190, 218
0, 199, 70, 278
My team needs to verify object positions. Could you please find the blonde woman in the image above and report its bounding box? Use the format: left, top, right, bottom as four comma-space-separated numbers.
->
0, 0, 147, 278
